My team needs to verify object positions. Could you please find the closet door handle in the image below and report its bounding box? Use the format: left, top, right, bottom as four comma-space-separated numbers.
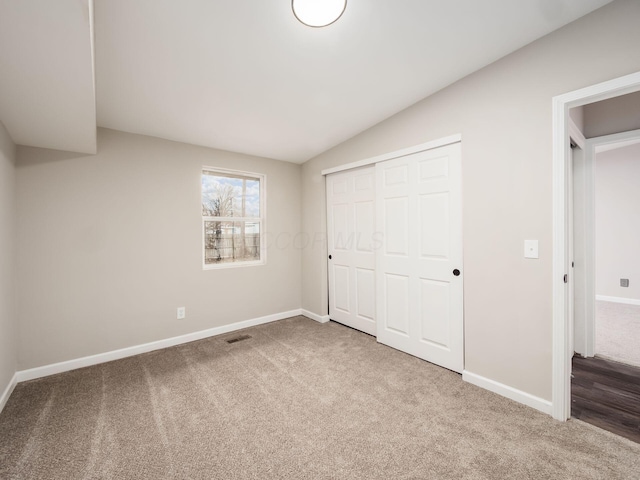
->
453, 269, 460, 276
329, 255, 332, 260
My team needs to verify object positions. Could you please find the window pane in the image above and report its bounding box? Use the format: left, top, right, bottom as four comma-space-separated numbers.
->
202, 172, 260, 218
204, 221, 260, 264
244, 179, 260, 217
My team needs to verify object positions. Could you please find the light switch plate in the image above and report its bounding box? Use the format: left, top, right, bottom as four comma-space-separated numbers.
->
524, 240, 539, 259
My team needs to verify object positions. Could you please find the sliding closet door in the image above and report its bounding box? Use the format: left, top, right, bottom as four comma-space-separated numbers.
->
326, 166, 376, 335
376, 143, 463, 373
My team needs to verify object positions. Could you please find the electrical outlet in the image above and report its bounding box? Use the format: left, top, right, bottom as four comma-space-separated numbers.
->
620, 279, 630, 288
177, 307, 186, 319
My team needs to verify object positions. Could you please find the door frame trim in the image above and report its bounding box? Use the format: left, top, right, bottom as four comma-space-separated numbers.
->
321, 134, 462, 176
551, 70, 640, 421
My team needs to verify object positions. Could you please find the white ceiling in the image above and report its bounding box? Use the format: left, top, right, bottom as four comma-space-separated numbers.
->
1, 0, 614, 163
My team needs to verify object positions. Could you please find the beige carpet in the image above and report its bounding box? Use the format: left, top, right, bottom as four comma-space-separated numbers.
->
596, 300, 640, 367
1, 316, 639, 479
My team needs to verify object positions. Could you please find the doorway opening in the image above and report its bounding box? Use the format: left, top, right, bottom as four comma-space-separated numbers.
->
552, 71, 640, 423
571, 127, 640, 364
569, 124, 640, 443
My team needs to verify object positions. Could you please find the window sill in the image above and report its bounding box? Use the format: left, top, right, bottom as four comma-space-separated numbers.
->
203, 259, 266, 270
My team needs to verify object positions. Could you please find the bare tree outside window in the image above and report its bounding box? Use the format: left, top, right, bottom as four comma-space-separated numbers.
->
202, 169, 264, 267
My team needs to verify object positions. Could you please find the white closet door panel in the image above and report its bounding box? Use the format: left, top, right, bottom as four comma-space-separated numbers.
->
332, 264, 350, 313
355, 201, 375, 252
376, 143, 463, 373
384, 273, 411, 336
331, 203, 350, 250
356, 268, 376, 321
419, 193, 450, 259
327, 166, 376, 336
383, 197, 410, 256
419, 279, 450, 347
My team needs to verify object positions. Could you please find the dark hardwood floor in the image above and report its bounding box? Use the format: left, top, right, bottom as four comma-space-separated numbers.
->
572, 355, 640, 443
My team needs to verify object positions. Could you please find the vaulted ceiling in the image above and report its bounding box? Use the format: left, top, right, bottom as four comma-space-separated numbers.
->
0, 0, 614, 163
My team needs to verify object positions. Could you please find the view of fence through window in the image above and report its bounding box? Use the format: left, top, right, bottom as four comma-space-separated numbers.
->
202, 169, 262, 266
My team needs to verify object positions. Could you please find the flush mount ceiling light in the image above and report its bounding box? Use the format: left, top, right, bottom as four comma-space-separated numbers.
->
292, 0, 347, 28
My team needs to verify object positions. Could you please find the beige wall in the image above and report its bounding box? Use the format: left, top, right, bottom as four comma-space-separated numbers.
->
301, 0, 640, 401
595, 143, 640, 300
0, 121, 17, 394
16, 128, 302, 370
584, 90, 640, 138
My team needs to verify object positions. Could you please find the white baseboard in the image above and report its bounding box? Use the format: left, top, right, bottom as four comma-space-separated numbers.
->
595, 295, 640, 306
301, 309, 330, 323
463, 370, 552, 415
0, 373, 18, 414
16, 309, 302, 383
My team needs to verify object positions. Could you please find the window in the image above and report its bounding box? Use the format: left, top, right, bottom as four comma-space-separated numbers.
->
202, 168, 265, 268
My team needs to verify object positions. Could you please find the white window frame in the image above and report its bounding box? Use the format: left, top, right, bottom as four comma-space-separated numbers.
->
202, 166, 266, 270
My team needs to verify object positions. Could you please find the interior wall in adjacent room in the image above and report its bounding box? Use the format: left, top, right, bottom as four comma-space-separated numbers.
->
583, 90, 640, 138
595, 143, 640, 301
0, 120, 17, 399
